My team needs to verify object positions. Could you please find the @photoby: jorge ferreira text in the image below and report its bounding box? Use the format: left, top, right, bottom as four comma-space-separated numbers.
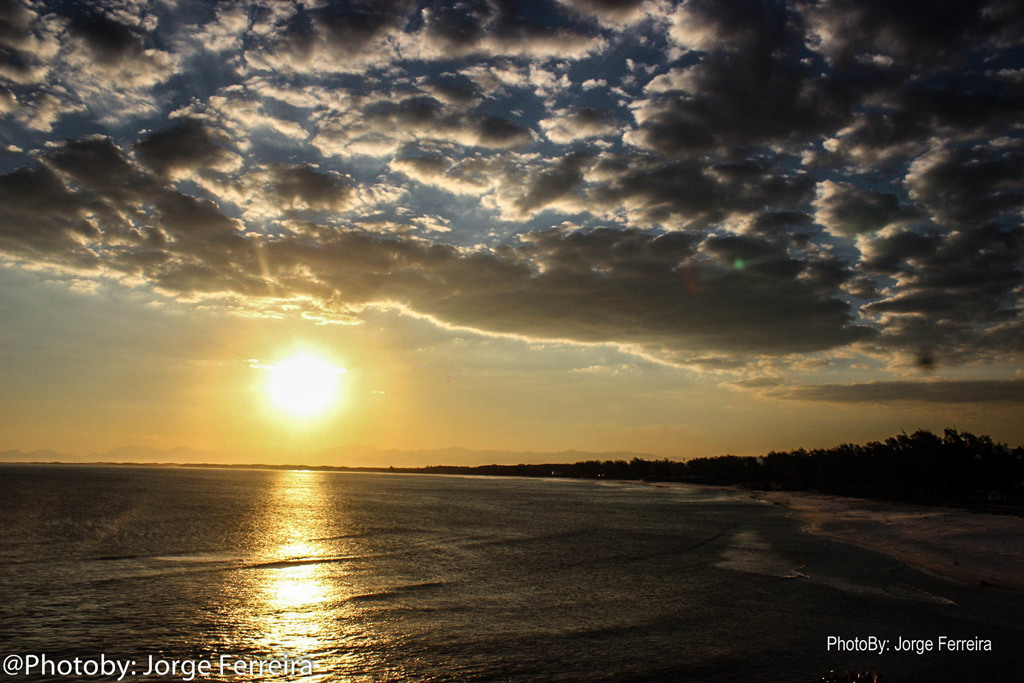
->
826, 636, 993, 655
2, 653, 315, 681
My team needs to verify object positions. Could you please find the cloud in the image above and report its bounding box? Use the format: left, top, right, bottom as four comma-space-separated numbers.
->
55, 4, 178, 117
180, 3, 250, 55
813, 180, 917, 237
905, 145, 1024, 227
0, 136, 874, 361
222, 163, 355, 219
622, 0, 855, 155
65, 10, 148, 68
243, 0, 415, 74
312, 94, 532, 158
0, 0, 60, 85
0, 164, 99, 265
1, 0, 1022, 375
557, 0, 650, 26
799, 0, 1023, 70
410, 0, 605, 60
513, 152, 590, 215
723, 376, 784, 390
770, 379, 1024, 404
0, 84, 16, 112
862, 223, 1024, 362
540, 107, 621, 143
389, 153, 453, 182
626, 52, 850, 155
668, 0, 774, 53
259, 164, 353, 212
134, 119, 242, 178
185, 88, 309, 148
586, 155, 814, 229
844, 142, 1024, 362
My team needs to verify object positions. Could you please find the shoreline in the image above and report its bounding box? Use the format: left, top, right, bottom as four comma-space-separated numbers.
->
648, 481, 1024, 591
750, 489, 1024, 592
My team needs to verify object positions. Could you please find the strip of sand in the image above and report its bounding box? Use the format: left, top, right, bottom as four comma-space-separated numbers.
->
753, 490, 1024, 591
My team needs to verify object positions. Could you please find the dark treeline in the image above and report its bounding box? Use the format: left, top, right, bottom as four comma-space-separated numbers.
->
682, 429, 1024, 506
48, 428, 1021, 508
398, 429, 1024, 507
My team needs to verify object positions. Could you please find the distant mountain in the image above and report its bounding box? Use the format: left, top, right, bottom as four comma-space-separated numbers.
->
0, 444, 661, 468
0, 446, 228, 464
91, 445, 227, 464
316, 445, 661, 468
0, 448, 87, 463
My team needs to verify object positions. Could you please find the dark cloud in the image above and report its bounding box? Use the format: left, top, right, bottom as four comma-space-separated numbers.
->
402, 227, 871, 356
1, 136, 249, 281
261, 164, 353, 212
588, 155, 813, 228
134, 120, 239, 177
0, 162, 76, 214
0, 0, 1022, 371
866, 225, 1022, 317
365, 95, 445, 127
0, 164, 98, 262
724, 376, 784, 389
0, 0, 41, 83
0, 0, 31, 41
515, 152, 589, 213
267, 0, 416, 64
897, 75, 1024, 139
814, 181, 917, 237
314, 95, 532, 154
541, 106, 620, 143
420, 74, 482, 104
772, 379, 1024, 404
799, 0, 1022, 70
906, 146, 1024, 227
0, 82, 14, 110
625, 0, 854, 155
817, 109, 936, 166
312, 0, 415, 48
701, 233, 802, 279
861, 222, 1023, 362
817, 79, 1024, 169
389, 153, 453, 180
420, 0, 493, 52
45, 135, 152, 200
475, 115, 533, 147
65, 10, 144, 67
0, 137, 872, 359
558, 0, 646, 20
846, 142, 1024, 359
630, 58, 850, 155
857, 228, 937, 274
419, 0, 600, 58
748, 211, 814, 237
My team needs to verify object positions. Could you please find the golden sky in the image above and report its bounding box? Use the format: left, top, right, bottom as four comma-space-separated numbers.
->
1, 0, 1022, 464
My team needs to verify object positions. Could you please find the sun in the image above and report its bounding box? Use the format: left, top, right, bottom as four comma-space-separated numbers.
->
264, 353, 346, 418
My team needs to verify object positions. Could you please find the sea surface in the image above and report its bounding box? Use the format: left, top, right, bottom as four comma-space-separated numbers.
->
1, 465, 1022, 682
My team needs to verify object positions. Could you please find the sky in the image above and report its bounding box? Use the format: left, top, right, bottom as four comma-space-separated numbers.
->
1, 0, 1023, 465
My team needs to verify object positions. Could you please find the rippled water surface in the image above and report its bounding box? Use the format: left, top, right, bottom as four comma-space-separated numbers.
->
2, 465, 1022, 682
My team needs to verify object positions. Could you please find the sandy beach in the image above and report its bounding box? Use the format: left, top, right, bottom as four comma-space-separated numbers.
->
750, 490, 1024, 592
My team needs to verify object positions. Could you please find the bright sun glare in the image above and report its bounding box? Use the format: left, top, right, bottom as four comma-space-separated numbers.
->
265, 353, 345, 418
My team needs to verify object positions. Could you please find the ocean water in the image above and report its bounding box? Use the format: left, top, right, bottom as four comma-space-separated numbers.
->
1, 465, 1022, 682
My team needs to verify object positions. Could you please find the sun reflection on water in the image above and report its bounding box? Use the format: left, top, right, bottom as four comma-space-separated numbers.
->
209, 470, 402, 681
260, 563, 330, 654
269, 564, 324, 609
232, 470, 343, 672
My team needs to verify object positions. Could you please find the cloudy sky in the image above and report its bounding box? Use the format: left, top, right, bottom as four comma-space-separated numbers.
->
1, 0, 1022, 463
